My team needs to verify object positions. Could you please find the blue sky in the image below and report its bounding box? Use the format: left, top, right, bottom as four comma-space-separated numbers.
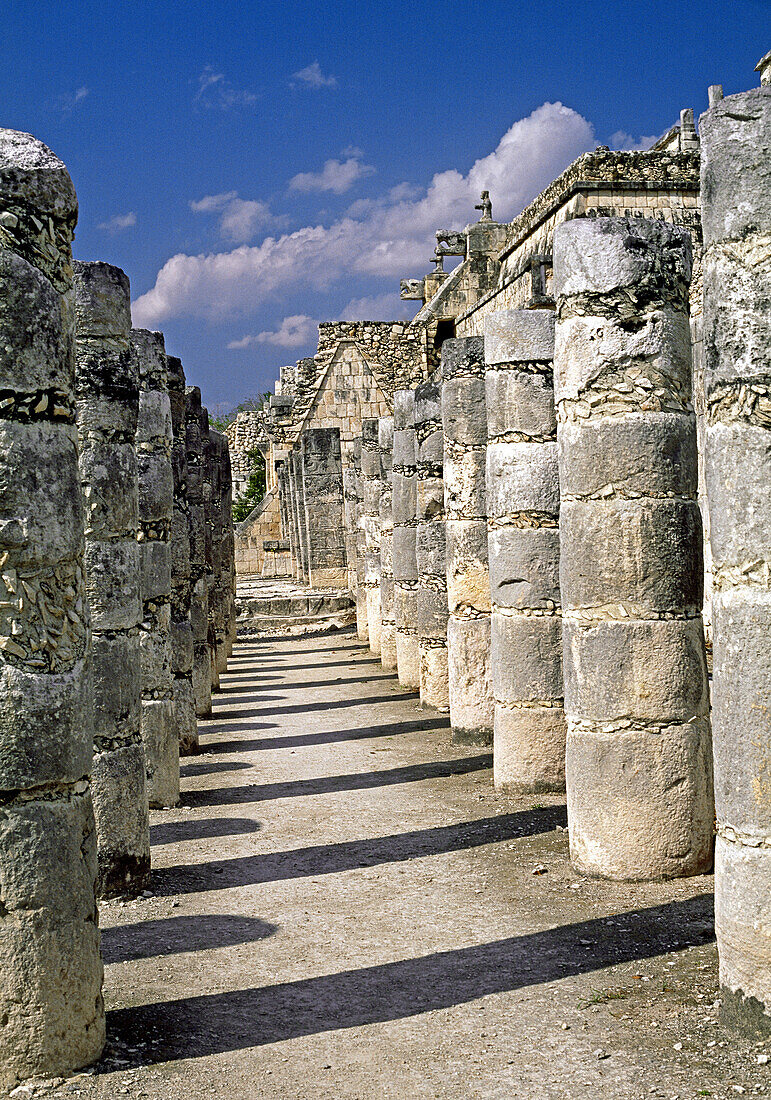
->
4, 0, 768, 413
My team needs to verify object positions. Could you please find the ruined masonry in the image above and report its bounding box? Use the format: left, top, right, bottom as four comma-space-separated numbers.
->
0, 128, 236, 1087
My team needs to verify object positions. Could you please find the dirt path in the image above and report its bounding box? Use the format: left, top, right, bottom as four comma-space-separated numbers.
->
40, 630, 770, 1099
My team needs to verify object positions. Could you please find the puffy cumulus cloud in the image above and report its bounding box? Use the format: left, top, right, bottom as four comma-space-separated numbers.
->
97, 211, 137, 234
195, 66, 258, 109
190, 191, 274, 244
610, 130, 659, 152
133, 102, 595, 328
291, 61, 337, 89
340, 292, 414, 322
228, 314, 318, 350
290, 154, 375, 195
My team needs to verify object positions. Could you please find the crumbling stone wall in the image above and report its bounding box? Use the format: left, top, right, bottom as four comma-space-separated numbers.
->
74, 261, 150, 896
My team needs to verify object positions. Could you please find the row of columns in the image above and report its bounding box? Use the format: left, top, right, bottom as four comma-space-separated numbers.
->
0, 129, 238, 1088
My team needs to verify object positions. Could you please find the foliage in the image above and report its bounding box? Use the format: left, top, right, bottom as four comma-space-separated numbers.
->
232, 448, 267, 523
209, 392, 271, 432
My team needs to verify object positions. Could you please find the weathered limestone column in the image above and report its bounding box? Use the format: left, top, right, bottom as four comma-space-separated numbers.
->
361, 418, 382, 652
342, 447, 360, 598
379, 416, 397, 670
290, 447, 309, 583
208, 429, 228, 677
200, 407, 218, 692
392, 392, 420, 688
484, 311, 565, 791
352, 437, 369, 640
301, 427, 348, 587
701, 76, 771, 1032
184, 386, 211, 718
442, 338, 494, 744
74, 261, 150, 895
415, 375, 449, 710
167, 356, 197, 755
0, 129, 104, 1087
133, 328, 179, 808
553, 216, 713, 880
221, 437, 237, 657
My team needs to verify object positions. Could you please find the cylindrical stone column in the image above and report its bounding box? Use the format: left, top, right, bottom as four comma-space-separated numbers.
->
553, 215, 713, 881
208, 429, 228, 676
701, 81, 771, 1032
200, 406, 218, 692
0, 128, 105, 1087
74, 261, 150, 895
484, 310, 566, 791
343, 445, 360, 598
167, 356, 197, 755
185, 386, 211, 718
415, 376, 449, 710
133, 328, 179, 808
442, 338, 494, 744
361, 418, 382, 653
351, 438, 369, 641
379, 417, 397, 670
221, 438, 237, 658
392, 391, 420, 688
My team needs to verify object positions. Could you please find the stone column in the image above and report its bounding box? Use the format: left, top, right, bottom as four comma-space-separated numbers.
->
133, 328, 179, 808
352, 437, 369, 640
361, 419, 382, 652
553, 215, 713, 881
0, 128, 104, 1087
200, 406, 218, 692
167, 356, 197, 755
484, 310, 565, 791
74, 261, 150, 895
442, 338, 493, 744
342, 446, 360, 598
221, 437, 237, 658
700, 78, 771, 1032
290, 447, 309, 583
415, 375, 449, 710
184, 386, 211, 718
378, 416, 397, 670
392, 391, 420, 688
301, 427, 348, 588
208, 429, 228, 676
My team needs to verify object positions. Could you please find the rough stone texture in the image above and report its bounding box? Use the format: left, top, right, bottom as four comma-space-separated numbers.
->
133, 328, 179, 809
553, 215, 713, 882
361, 418, 383, 655
415, 375, 449, 710
74, 261, 151, 897
185, 386, 212, 719
301, 427, 348, 589
289, 448, 309, 584
0, 127, 105, 1088
378, 417, 397, 670
484, 310, 565, 792
350, 438, 369, 641
442, 338, 493, 744
200, 406, 219, 693
392, 391, 420, 689
167, 356, 198, 756
700, 83, 771, 1034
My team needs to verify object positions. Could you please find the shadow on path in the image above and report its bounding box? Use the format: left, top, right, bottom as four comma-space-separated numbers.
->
218, 692, 419, 721
105, 895, 714, 1062
102, 915, 278, 964
150, 817, 262, 847
200, 716, 450, 755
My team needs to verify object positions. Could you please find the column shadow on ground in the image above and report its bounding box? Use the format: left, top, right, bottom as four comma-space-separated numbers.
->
102, 915, 278, 964
181, 754, 492, 808
104, 894, 714, 1063
217, 692, 420, 721
215, 675, 397, 698
150, 817, 262, 846
180, 761, 252, 778
200, 716, 450, 754
221, 658, 383, 677
149, 806, 565, 897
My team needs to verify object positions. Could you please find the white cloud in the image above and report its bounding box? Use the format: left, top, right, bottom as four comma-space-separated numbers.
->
228, 315, 318, 350
190, 191, 273, 244
340, 292, 413, 322
195, 66, 258, 109
132, 102, 595, 328
58, 86, 89, 113
291, 61, 337, 89
610, 130, 659, 152
97, 211, 137, 234
290, 154, 375, 195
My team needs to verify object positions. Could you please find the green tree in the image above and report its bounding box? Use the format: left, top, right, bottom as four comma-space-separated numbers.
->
232, 448, 267, 523
209, 392, 271, 432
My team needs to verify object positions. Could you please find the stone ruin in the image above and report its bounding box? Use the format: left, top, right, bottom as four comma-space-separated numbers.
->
0, 131, 236, 1087
0, 52, 768, 1090
228, 55, 769, 1043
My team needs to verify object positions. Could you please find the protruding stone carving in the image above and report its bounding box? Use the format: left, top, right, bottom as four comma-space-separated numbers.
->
700, 78, 771, 1034
74, 261, 150, 895
392, 392, 420, 689
442, 337, 494, 744
133, 328, 179, 808
361, 418, 383, 653
378, 417, 397, 670
167, 356, 197, 755
484, 310, 565, 791
415, 375, 449, 710
553, 215, 713, 881
0, 127, 105, 1089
